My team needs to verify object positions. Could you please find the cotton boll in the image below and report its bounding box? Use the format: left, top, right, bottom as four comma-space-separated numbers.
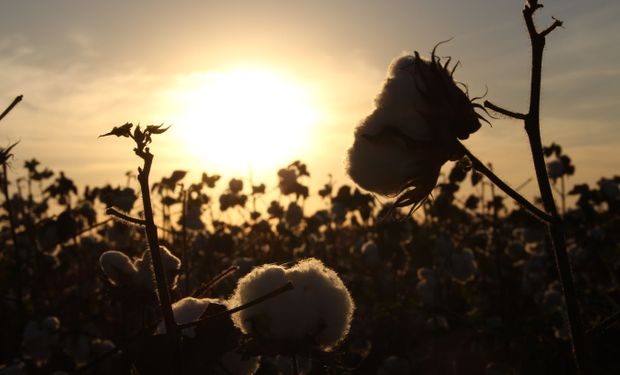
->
416, 268, 436, 306
361, 240, 380, 268
346, 130, 425, 196
217, 352, 261, 375
99, 250, 137, 286
287, 259, 355, 349
228, 258, 355, 351
346, 51, 482, 209
134, 246, 181, 291
22, 317, 60, 366
157, 297, 213, 338
450, 248, 477, 284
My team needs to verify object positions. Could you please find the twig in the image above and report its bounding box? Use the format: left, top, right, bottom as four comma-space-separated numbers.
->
484, 100, 526, 120
0, 95, 23, 123
179, 282, 294, 330
457, 142, 552, 224
587, 310, 620, 339
192, 266, 239, 298
106, 206, 146, 226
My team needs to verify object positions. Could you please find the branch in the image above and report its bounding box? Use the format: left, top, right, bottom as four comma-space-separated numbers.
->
0, 95, 23, 123
587, 310, 620, 339
179, 282, 294, 330
541, 17, 564, 37
192, 266, 239, 298
105, 206, 145, 226
456, 142, 553, 223
484, 100, 526, 120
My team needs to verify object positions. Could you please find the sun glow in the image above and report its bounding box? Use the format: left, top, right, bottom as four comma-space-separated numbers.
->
173, 68, 320, 177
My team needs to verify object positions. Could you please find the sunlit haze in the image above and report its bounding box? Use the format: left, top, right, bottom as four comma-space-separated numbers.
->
170, 68, 320, 176
1, 0, 619, 205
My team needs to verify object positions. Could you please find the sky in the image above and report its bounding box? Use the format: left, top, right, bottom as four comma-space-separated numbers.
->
0, 0, 619, 210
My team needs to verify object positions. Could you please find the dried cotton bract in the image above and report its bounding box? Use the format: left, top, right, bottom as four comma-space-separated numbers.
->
347, 46, 484, 209
227, 258, 355, 351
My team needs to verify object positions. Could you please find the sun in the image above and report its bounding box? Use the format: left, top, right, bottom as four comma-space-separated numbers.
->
172, 68, 320, 177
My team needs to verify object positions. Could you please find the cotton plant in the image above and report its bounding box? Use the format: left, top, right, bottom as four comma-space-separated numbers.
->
345, 1, 588, 372
227, 258, 355, 352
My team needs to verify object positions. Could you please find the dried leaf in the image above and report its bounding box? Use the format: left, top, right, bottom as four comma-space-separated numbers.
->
99, 123, 133, 138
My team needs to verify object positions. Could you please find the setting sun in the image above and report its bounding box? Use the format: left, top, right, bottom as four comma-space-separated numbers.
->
172, 68, 320, 176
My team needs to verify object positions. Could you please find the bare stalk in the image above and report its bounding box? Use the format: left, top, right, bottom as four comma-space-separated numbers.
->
1, 163, 23, 323
135, 148, 179, 340
484, 2, 586, 372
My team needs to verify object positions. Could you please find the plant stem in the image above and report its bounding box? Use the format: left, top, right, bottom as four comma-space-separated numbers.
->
2, 163, 23, 325
0, 95, 22, 123
136, 150, 179, 340
522, 3, 587, 373
181, 188, 189, 295
456, 142, 552, 224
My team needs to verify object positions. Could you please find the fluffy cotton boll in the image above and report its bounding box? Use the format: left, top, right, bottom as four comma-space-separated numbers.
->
228, 258, 355, 351
285, 202, 303, 227
157, 297, 213, 338
286, 259, 355, 349
361, 240, 380, 268
22, 317, 60, 366
217, 352, 261, 375
228, 264, 290, 335
346, 131, 426, 196
346, 52, 482, 208
134, 246, 181, 291
450, 248, 477, 284
99, 250, 137, 286
416, 268, 436, 306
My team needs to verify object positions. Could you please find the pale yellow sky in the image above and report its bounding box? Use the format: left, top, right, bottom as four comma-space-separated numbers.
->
1, 0, 619, 210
